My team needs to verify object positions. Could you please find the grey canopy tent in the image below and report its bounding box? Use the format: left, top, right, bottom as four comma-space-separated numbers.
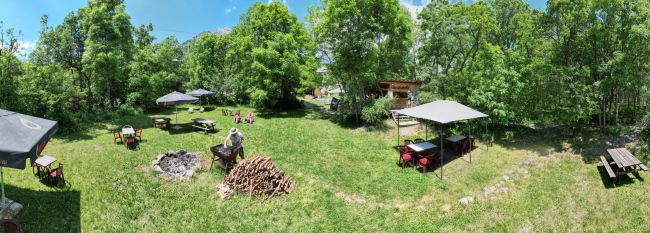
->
394, 100, 488, 180
156, 91, 199, 130
0, 109, 58, 210
186, 89, 214, 107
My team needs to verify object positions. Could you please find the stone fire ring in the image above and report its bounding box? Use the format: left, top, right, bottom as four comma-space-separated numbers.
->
151, 149, 202, 180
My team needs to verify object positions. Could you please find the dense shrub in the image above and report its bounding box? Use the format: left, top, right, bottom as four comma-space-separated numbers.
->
361, 97, 394, 124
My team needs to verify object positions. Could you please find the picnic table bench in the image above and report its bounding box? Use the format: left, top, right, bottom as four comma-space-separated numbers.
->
191, 118, 216, 133
600, 156, 617, 185
601, 148, 647, 187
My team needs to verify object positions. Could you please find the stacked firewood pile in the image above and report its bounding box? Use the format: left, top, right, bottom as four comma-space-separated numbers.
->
220, 156, 296, 202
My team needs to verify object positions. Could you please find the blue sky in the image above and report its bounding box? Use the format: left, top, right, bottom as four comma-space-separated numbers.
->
0, 0, 546, 58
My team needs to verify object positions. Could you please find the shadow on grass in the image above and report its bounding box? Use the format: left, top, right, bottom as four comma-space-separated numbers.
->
303, 101, 394, 132
255, 108, 308, 120
8, 183, 81, 232
57, 114, 171, 143
597, 165, 644, 188
478, 124, 639, 166
391, 143, 465, 174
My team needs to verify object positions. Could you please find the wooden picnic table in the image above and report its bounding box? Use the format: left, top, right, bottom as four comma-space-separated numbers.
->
191, 118, 216, 132
601, 148, 648, 186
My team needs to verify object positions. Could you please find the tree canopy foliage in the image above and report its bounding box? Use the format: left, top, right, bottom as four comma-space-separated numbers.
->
1, 0, 650, 133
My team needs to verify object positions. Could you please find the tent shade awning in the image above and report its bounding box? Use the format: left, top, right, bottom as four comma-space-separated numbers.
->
0, 109, 58, 170
186, 89, 214, 97
155, 91, 199, 106
394, 100, 488, 124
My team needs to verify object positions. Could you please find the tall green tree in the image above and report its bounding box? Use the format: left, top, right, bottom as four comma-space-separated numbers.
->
311, 0, 412, 119
232, 2, 318, 109
184, 32, 243, 105
0, 23, 21, 109
32, 0, 134, 111
130, 34, 184, 111
80, 0, 134, 109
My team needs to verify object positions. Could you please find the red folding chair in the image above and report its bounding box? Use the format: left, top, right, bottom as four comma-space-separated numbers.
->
47, 162, 65, 186
0, 219, 23, 233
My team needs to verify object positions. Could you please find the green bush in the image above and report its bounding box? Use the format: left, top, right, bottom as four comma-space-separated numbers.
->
361, 97, 394, 124
416, 91, 441, 105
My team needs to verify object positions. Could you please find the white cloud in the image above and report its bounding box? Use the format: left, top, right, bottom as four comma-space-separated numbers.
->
1, 40, 36, 57
225, 6, 236, 13
267, 0, 287, 5
399, 0, 428, 20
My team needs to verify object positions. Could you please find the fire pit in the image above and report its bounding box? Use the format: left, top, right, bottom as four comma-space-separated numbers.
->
152, 150, 201, 180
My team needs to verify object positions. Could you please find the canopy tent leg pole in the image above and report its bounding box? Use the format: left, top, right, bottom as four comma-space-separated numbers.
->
469, 120, 471, 164
397, 115, 400, 147
1, 166, 5, 211
440, 123, 444, 180
486, 120, 488, 153
172, 105, 182, 130
425, 122, 428, 141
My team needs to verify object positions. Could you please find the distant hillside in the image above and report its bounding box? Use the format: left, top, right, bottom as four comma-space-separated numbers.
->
181, 27, 231, 51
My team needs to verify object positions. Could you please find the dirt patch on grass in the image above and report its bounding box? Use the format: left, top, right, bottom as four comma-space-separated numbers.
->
398, 125, 420, 136
94, 144, 104, 153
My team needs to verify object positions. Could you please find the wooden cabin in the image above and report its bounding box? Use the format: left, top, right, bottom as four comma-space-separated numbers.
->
374, 78, 423, 109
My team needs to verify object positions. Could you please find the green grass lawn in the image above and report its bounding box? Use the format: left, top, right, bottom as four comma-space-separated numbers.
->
6, 101, 650, 232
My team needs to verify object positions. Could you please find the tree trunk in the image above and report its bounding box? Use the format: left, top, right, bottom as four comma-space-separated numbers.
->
602, 95, 606, 128
615, 86, 619, 125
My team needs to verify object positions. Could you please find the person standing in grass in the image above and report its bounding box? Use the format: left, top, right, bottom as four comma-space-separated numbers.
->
224, 127, 244, 159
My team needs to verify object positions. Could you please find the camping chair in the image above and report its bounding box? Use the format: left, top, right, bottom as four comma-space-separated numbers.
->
199, 107, 204, 113
234, 110, 241, 123
403, 139, 414, 153
0, 219, 23, 233
124, 136, 136, 148
221, 108, 228, 116
112, 131, 123, 144
418, 151, 440, 173
151, 117, 160, 128
161, 118, 171, 130
398, 145, 414, 170
32, 154, 44, 177
135, 128, 143, 141
455, 139, 468, 157
188, 107, 194, 114
244, 113, 254, 124
47, 162, 64, 186
414, 138, 425, 143
123, 125, 133, 129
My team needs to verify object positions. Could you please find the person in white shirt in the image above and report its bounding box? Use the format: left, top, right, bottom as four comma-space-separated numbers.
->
224, 127, 244, 159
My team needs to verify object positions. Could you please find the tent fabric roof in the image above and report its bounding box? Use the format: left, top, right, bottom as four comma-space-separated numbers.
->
0, 109, 58, 170
156, 91, 199, 106
394, 100, 488, 124
186, 89, 214, 97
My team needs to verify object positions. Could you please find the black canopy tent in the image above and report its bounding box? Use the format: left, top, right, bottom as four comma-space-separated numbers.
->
394, 100, 488, 179
156, 91, 199, 130
0, 109, 58, 210
186, 89, 214, 107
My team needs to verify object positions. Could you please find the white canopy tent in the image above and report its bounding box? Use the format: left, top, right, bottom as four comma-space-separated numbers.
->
394, 100, 488, 179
